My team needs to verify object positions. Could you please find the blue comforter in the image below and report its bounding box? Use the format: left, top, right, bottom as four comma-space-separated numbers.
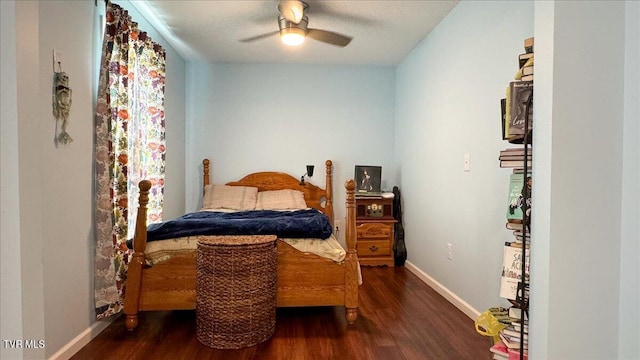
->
145, 209, 333, 242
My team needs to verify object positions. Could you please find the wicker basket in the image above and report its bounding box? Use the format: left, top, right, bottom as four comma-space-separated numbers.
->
196, 235, 277, 349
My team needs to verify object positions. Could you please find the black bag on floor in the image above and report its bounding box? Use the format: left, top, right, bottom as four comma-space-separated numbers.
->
392, 186, 407, 266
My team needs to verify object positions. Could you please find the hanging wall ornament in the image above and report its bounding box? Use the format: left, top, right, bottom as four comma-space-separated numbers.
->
53, 68, 73, 145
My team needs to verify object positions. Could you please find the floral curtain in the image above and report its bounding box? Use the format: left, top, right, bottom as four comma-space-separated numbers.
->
94, 1, 166, 319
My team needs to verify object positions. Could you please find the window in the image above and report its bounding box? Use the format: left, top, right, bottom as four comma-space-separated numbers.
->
94, 1, 166, 319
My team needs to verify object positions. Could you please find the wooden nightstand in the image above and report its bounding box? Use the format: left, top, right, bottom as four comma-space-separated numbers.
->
355, 197, 395, 267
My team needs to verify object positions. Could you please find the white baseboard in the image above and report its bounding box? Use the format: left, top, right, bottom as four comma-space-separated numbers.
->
404, 260, 481, 320
48, 316, 116, 360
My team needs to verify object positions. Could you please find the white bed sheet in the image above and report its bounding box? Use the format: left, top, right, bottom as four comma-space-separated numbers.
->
143, 233, 346, 266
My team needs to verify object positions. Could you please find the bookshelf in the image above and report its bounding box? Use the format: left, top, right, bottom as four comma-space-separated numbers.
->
495, 37, 533, 360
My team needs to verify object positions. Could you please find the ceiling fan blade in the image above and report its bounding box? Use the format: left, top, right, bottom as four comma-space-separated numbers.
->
306, 29, 352, 47
239, 30, 280, 43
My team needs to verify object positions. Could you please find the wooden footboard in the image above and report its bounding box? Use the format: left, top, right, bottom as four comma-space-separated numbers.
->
277, 241, 347, 306
123, 166, 358, 330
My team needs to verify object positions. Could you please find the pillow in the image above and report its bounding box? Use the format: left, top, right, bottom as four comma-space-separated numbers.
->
202, 184, 258, 210
255, 189, 308, 210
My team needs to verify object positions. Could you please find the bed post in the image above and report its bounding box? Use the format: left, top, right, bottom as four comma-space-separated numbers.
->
203, 159, 210, 196
325, 160, 334, 225
344, 179, 358, 324
123, 180, 151, 331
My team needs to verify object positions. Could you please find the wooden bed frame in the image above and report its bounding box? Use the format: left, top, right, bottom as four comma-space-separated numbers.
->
123, 159, 358, 330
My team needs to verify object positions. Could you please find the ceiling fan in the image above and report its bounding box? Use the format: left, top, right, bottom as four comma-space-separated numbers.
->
240, 0, 353, 47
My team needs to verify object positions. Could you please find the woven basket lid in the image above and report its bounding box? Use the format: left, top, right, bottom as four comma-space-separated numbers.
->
197, 235, 277, 246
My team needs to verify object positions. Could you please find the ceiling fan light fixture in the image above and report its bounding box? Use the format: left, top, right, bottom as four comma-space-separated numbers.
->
279, 1, 308, 24
290, 3, 303, 23
280, 27, 305, 46
241, 3, 351, 48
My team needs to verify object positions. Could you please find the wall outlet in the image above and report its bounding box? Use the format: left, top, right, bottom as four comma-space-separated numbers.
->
334, 220, 341, 232
447, 243, 453, 260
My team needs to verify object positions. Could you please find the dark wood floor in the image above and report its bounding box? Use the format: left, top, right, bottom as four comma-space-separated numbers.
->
72, 266, 491, 360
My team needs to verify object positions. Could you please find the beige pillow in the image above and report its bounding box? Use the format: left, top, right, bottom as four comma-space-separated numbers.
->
202, 184, 258, 210
255, 189, 308, 210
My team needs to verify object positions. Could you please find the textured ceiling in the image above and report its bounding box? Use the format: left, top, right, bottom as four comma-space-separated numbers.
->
132, 0, 459, 65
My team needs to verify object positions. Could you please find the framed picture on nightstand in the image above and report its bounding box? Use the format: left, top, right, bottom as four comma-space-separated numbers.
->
355, 165, 381, 196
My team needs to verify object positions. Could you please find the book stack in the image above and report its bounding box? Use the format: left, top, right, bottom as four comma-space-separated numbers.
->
502, 37, 534, 144
498, 234, 530, 358
498, 321, 529, 359
488, 316, 528, 360
512, 230, 529, 244
518, 37, 534, 82
499, 147, 532, 169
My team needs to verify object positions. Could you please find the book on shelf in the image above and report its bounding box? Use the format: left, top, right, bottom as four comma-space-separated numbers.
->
518, 52, 534, 68
505, 221, 529, 231
511, 167, 532, 174
504, 85, 512, 139
499, 332, 529, 350
500, 331, 528, 346
500, 159, 533, 169
502, 324, 528, 340
500, 147, 532, 155
485, 306, 518, 326
501, 98, 507, 140
506, 172, 532, 223
505, 241, 530, 249
515, 281, 530, 309
512, 230, 530, 243
499, 148, 533, 164
524, 37, 534, 53
500, 154, 532, 161
499, 243, 530, 300
490, 341, 509, 360
508, 306, 526, 320
506, 80, 534, 139
514, 57, 533, 80
521, 74, 534, 81
512, 320, 529, 333
508, 349, 529, 360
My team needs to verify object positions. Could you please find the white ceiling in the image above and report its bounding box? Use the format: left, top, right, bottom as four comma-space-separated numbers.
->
131, 0, 459, 66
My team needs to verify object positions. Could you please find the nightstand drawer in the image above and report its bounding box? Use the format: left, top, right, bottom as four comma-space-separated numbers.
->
357, 240, 391, 257
356, 223, 392, 239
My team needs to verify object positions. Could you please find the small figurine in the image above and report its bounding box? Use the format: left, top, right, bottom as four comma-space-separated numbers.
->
53, 70, 73, 144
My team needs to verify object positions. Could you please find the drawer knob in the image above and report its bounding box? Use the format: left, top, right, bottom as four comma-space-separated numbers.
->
368, 245, 379, 252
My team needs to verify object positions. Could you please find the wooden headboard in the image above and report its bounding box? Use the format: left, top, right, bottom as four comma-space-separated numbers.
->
202, 159, 334, 225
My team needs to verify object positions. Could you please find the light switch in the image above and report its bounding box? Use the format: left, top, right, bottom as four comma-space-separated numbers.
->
53, 50, 63, 72
464, 154, 470, 172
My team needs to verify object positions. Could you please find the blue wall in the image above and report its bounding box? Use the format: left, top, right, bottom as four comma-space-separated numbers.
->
185, 62, 395, 244
395, 0, 534, 312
